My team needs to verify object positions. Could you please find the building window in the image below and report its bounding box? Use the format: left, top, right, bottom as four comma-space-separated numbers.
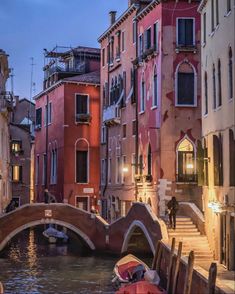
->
229, 47, 233, 99
50, 149, 57, 184
101, 126, 106, 144
203, 13, 206, 44
211, 0, 215, 31
204, 72, 208, 115
154, 22, 159, 51
215, 0, 219, 26
42, 154, 46, 185
45, 102, 52, 125
11, 140, 22, 154
35, 108, 42, 129
76, 94, 89, 123
229, 129, 235, 186
116, 156, 121, 184
101, 159, 106, 185
76, 151, 88, 183
227, 0, 231, 13
147, 144, 152, 176
76, 196, 89, 211
131, 154, 135, 183
177, 18, 194, 47
12, 165, 22, 182
144, 27, 151, 50
203, 139, 209, 186
122, 124, 127, 138
122, 31, 125, 52
139, 34, 143, 57
102, 48, 105, 67
140, 79, 145, 111
153, 68, 158, 107
213, 64, 217, 109
176, 62, 196, 106
139, 154, 143, 175
133, 21, 137, 44
213, 134, 223, 186
108, 158, 111, 184
218, 59, 222, 107
177, 138, 196, 182
132, 120, 136, 136
36, 155, 39, 185
122, 155, 126, 183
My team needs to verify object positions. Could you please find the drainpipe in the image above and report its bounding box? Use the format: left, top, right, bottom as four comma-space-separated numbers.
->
44, 94, 49, 202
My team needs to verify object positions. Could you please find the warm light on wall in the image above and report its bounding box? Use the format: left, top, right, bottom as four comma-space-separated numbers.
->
122, 166, 129, 173
186, 163, 194, 169
208, 202, 223, 213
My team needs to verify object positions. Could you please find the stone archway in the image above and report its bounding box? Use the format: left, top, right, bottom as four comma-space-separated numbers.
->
121, 220, 155, 254
0, 219, 95, 251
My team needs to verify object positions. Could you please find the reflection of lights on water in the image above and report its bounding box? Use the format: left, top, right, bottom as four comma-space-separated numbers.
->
27, 229, 38, 269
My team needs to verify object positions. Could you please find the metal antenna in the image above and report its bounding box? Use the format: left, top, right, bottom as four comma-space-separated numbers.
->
29, 57, 35, 128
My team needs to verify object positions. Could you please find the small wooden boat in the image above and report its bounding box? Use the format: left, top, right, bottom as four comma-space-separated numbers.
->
43, 226, 68, 244
112, 254, 150, 289
116, 280, 166, 294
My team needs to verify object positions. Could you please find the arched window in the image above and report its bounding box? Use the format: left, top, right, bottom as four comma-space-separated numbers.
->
177, 137, 196, 182
75, 139, 89, 183
147, 144, 152, 176
229, 129, 235, 186
213, 64, 216, 109
204, 72, 208, 115
103, 85, 106, 108
229, 47, 233, 99
153, 67, 158, 107
218, 59, 222, 107
176, 61, 196, 106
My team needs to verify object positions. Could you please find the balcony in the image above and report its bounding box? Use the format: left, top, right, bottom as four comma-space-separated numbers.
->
103, 104, 120, 125
44, 62, 86, 80
175, 45, 197, 54
76, 113, 92, 124
0, 92, 13, 114
176, 174, 198, 183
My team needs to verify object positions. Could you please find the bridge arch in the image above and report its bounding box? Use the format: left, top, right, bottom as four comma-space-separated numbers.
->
0, 219, 95, 252
121, 220, 155, 255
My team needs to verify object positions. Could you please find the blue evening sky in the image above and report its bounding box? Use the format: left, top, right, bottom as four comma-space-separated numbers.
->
0, 0, 127, 98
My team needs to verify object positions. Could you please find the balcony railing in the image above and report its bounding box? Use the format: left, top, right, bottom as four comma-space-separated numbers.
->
176, 174, 198, 183
44, 62, 86, 79
0, 91, 13, 113
103, 104, 120, 125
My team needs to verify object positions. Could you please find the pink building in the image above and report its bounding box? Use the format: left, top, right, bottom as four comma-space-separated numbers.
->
135, 0, 201, 215
99, 1, 151, 221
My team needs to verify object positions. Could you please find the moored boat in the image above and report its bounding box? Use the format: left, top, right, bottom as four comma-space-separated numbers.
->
116, 281, 166, 294
43, 226, 69, 243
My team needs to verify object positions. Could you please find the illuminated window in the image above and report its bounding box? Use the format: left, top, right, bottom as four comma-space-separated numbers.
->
177, 138, 196, 182
213, 134, 223, 186
12, 165, 22, 182
11, 140, 22, 153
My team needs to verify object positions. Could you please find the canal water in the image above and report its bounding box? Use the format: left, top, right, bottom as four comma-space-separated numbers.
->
0, 227, 118, 294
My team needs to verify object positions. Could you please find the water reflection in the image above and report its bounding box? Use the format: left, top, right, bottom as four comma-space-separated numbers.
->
0, 227, 116, 294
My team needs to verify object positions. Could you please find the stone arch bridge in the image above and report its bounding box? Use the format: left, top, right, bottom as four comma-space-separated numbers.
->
0, 203, 168, 254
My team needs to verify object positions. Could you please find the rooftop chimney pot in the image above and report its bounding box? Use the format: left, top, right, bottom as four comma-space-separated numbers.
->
109, 11, 117, 25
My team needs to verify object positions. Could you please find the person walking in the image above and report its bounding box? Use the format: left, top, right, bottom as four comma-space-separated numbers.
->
167, 196, 179, 229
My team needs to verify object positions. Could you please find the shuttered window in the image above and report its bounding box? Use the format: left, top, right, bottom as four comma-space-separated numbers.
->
76, 94, 88, 114
36, 108, 42, 127
76, 150, 88, 183
177, 19, 194, 46
177, 73, 194, 105
213, 135, 223, 186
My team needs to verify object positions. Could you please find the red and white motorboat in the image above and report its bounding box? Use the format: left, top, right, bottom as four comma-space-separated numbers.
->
116, 280, 166, 294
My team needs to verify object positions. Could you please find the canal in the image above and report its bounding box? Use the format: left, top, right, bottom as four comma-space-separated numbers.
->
0, 227, 152, 294
0, 227, 118, 294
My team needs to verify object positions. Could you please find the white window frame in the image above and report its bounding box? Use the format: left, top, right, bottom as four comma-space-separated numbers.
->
175, 61, 197, 107
75, 195, 90, 212
154, 21, 159, 51
140, 77, 146, 112
176, 17, 195, 47
152, 67, 158, 108
121, 30, 125, 52
75, 93, 90, 124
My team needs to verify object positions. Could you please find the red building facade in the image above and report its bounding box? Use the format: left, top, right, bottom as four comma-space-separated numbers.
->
34, 47, 100, 211
136, 0, 202, 215
99, 1, 151, 221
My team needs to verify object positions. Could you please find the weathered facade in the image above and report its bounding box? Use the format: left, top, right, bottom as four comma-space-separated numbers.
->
10, 97, 35, 206
136, 0, 202, 216
199, 0, 235, 270
99, 0, 151, 221
0, 49, 12, 213
34, 46, 101, 212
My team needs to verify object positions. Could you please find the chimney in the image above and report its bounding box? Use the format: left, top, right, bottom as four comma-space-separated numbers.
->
109, 11, 117, 25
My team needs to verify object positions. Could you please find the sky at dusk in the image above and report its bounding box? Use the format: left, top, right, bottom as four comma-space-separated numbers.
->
0, 0, 127, 99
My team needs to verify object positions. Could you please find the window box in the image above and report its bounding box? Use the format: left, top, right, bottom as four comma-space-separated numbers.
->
176, 174, 197, 183
175, 46, 197, 53
76, 113, 91, 124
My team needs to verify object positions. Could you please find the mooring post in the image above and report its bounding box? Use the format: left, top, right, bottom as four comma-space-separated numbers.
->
208, 262, 217, 294
156, 242, 163, 273
172, 241, 183, 294
183, 250, 195, 294
167, 237, 176, 293
0, 281, 3, 294
152, 240, 161, 270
